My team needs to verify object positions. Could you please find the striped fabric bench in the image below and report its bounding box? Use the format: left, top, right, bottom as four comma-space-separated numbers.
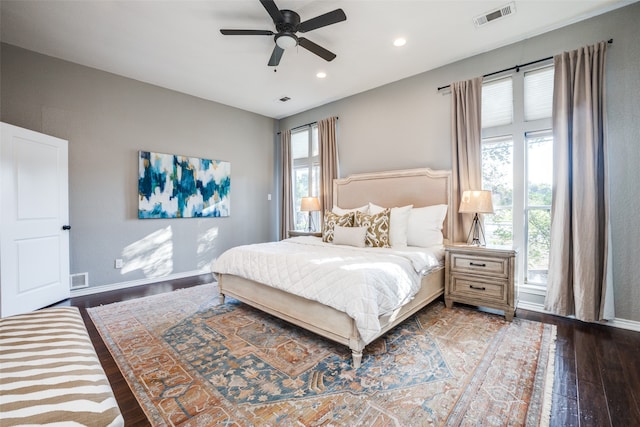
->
0, 306, 124, 426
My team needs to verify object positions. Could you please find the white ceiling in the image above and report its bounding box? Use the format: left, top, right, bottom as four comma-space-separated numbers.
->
0, 0, 632, 119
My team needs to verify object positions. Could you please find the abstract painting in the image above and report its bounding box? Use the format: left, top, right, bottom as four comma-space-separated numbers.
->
138, 151, 230, 218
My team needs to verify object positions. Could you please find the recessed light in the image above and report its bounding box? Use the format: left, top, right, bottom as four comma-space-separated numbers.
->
393, 38, 407, 47
316, 71, 327, 79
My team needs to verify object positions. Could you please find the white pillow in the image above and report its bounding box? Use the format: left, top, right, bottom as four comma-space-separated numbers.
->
369, 203, 413, 247
332, 225, 367, 248
332, 205, 369, 215
407, 204, 449, 247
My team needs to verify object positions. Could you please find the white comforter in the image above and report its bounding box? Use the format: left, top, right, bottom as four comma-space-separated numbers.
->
211, 236, 443, 344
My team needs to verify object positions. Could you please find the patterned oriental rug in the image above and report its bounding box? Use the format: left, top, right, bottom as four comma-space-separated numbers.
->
88, 284, 556, 426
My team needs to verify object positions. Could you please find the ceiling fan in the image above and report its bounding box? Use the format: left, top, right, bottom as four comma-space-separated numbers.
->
220, 0, 347, 67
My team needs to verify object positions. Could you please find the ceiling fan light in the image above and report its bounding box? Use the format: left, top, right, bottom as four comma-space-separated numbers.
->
276, 34, 298, 49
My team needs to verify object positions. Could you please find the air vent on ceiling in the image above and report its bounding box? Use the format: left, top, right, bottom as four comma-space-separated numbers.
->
474, 2, 516, 28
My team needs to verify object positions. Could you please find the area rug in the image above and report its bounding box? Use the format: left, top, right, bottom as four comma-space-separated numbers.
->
88, 284, 555, 426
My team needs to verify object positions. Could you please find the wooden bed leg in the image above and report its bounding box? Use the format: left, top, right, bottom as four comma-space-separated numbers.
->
218, 292, 226, 305
352, 350, 363, 369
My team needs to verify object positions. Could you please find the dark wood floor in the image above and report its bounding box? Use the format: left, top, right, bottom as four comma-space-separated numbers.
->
69, 274, 214, 427
69, 276, 640, 427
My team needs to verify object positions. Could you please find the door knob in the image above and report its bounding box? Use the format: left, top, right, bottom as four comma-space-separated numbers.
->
62, 225, 71, 230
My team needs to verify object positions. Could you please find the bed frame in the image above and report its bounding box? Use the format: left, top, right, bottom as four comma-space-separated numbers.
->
218, 168, 453, 368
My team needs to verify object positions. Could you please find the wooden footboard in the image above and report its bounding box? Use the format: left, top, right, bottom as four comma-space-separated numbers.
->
218, 267, 444, 369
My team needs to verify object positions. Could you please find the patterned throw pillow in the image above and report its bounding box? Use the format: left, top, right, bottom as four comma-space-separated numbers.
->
322, 211, 354, 242
355, 209, 391, 248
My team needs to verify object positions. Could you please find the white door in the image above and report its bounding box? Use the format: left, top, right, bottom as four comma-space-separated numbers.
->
1, 122, 70, 318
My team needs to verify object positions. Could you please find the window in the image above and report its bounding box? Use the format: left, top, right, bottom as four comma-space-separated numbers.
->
481, 66, 554, 293
291, 125, 319, 231
525, 130, 553, 284
482, 78, 513, 128
481, 135, 513, 247
524, 67, 554, 121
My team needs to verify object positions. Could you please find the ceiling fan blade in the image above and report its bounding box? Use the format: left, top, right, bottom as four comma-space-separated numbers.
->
268, 45, 285, 66
220, 29, 274, 36
298, 9, 346, 33
260, 0, 284, 24
298, 37, 336, 62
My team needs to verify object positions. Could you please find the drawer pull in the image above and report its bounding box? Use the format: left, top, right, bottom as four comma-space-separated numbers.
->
469, 262, 486, 267
470, 285, 486, 291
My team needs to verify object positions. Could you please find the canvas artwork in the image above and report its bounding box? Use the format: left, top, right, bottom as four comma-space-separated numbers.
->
138, 151, 230, 218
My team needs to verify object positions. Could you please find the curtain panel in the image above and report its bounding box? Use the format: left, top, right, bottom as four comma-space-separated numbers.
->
450, 77, 483, 243
279, 129, 293, 240
318, 117, 339, 217
545, 41, 614, 321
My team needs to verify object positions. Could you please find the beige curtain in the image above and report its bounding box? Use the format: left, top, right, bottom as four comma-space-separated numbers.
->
318, 116, 338, 216
279, 129, 293, 240
545, 41, 614, 321
450, 77, 483, 243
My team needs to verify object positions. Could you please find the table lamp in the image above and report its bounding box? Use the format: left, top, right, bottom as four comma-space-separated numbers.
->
458, 190, 494, 246
300, 197, 321, 232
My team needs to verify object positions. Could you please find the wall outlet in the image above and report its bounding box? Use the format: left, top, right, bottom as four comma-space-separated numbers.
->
267, 193, 272, 201
114, 258, 123, 269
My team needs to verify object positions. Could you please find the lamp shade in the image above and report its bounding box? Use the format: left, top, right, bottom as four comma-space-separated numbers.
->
300, 196, 321, 212
459, 190, 494, 214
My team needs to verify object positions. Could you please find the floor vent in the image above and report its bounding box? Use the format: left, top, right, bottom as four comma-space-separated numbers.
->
70, 272, 89, 290
474, 2, 516, 27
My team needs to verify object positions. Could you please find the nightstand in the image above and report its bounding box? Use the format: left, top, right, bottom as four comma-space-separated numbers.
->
444, 244, 517, 321
288, 230, 322, 238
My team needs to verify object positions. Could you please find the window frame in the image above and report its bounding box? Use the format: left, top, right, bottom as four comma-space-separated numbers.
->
524, 129, 553, 286
481, 62, 553, 298
291, 124, 320, 231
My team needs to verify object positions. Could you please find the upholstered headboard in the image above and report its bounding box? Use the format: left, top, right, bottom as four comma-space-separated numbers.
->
333, 168, 453, 242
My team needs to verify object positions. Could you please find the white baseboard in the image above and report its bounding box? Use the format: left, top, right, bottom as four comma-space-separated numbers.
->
517, 300, 640, 332
69, 270, 213, 298
608, 317, 640, 332
517, 300, 548, 313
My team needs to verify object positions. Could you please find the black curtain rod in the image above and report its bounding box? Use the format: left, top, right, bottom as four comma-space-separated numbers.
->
437, 39, 613, 92
277, 117, 339, 135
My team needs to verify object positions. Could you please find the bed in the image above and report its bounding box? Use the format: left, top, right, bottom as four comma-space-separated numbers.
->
212, 168, 453, 368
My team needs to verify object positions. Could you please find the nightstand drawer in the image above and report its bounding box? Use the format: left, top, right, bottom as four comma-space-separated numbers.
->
450, 276, 507, 301
450, 253, 509, 278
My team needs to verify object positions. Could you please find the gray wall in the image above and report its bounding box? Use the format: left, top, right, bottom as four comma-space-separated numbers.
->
2, 3, 638, 322
279, 3, 640, 322
1, 44, 277, 287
